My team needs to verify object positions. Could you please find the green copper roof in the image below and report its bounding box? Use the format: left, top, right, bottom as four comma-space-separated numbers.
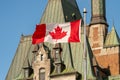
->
104, 25, 120, 47
7, 36, 96, 80
6, 35, 35, 80
6, 0, 95, 80
40, 0, 82, 24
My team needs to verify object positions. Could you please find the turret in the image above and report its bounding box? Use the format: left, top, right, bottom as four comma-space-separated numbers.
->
89, 0, 108, 55
90, 0, 107, 25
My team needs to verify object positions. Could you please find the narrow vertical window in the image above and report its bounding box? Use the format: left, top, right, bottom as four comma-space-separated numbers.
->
39, 68, 45, 80
55, 50, 59, 62
40, 54, 43, 61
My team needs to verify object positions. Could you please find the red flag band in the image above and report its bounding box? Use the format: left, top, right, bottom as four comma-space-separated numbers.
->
32, 20, 81, 44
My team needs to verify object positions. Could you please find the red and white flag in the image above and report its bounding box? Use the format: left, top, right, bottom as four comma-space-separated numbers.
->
32, 20, 81, 44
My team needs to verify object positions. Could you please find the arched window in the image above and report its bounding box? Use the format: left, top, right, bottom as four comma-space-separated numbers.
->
39, 68, 45, 80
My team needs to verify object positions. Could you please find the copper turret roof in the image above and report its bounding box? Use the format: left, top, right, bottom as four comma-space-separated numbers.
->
104, 25, 120, 47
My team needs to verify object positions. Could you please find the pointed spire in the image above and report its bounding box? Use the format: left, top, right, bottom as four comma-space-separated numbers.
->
112, 19, 115, 26
104, 24, 120, 47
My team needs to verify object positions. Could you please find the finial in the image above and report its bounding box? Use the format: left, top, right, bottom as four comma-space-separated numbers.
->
112, 19, 115, 27
83, 8, 87, 13
21, 33, 24, 37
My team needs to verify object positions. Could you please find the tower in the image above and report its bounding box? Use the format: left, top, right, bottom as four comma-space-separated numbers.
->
89, 0, 108, 55
89, 0, 120, 76
90, 0, 107, 25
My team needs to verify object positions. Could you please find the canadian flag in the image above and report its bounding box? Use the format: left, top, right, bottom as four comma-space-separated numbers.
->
32, 20, 81, 44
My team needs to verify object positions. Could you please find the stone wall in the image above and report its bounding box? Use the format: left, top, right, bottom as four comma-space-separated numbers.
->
96, 46, 120, 75
50, 73, 76, 80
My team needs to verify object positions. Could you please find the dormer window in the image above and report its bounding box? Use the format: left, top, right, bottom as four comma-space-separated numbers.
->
53, 45, 65, 73
24, 68, 29, 78
23, 67, 33, 79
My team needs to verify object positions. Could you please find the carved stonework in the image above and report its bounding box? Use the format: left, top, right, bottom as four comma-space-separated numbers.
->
32, 44, 50, 80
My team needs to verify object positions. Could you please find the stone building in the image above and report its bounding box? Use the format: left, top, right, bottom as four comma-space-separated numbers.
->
6, 0, 120, 80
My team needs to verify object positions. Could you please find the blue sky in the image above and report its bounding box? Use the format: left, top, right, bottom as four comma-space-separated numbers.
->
0, 0, 120, 79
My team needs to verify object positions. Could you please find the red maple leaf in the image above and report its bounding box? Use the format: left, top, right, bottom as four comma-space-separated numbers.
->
49, 26, 67, 40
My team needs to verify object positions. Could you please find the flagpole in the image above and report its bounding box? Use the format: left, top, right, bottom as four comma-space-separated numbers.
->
83, 8, 87, 80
